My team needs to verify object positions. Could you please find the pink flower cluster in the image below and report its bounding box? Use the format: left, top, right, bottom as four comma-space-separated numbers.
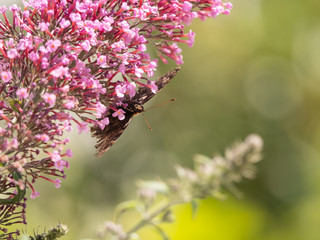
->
0, 0, 232, 234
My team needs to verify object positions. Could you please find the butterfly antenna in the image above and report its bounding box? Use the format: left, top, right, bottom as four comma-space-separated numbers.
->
142, 113, 152, 131
145, 98, 176, 111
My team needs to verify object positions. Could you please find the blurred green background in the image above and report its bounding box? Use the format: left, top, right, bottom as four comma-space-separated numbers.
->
4, 0, 320, 239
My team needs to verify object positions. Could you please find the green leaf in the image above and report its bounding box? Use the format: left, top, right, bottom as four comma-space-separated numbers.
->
0, 172, 26, 205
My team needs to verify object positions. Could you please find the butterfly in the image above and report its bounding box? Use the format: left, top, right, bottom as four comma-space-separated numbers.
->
91, 67, 180, 157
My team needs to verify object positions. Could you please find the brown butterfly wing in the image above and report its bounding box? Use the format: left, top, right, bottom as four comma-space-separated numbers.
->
131, 67, 181, 104
91, 111, 135, 157
91, 67, 180, 157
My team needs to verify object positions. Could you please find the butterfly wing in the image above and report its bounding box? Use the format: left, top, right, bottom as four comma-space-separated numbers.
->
91, 67, 180, 157
131, 67, 180, 105
92, 110, 135, 157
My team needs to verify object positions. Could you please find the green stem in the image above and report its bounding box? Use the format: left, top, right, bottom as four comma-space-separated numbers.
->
125, 200, 183, 238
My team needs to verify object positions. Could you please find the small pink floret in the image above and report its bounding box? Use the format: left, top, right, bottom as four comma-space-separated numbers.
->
16, 88, 29, 100
1, 71, 12, 83
77, 121, 89, 134
150, 81, 158, 93
51, 150, 61, 162
54, 159, 67, 171
43, 93, 56, 107
80, 40, 91, 52
7, 49, 18, 59
98, 117, 110, 130
64, 100, 75, 109
46, 39, 61, 53
135, 67, 144, 78
36, 134, 50, 142
30, 191, 40, 199
65, 149, 73, 158
112, 109, 125, 120
182, 1, 192, 12
97, 55, 107, 67
54, 179, 62, 188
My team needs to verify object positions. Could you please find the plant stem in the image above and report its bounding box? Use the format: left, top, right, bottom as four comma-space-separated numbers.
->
125, 200, 184, 238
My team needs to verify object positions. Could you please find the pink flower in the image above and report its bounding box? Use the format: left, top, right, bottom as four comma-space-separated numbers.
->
41, 57, 49, 69
30, 191, 40, 199
95, 102, 107, 118
111, 40, 125, 52
54, 159, 67, 171
224, 2, 233, 9
150, 81, 158, 93
9, 4, 20, 12
135, 67, 144, 78
211, 5, 225, 17
147, 60, 158, 77
100, 21, 113, 32
97, 55, 107, 67
60, 85, 70, 93
36, 134, 50, 142
1, 71, 12, 82
112, 109, 125, 120
115, 84, 126, 98
187, 30, 196, 47
69, 12, 82, 23
61, 56, 70, 65
50, 150, 69, 170
121, 2, 129, 10
223, 9, 231, 15
7, 48, 18, 59
115, 82, 136, 98
63, 120, 72, 132
17, 39, 30, 50
39, 45, 48, 54
16, 88, 29, 99
54, 179, 62, 188
11, 138, 18, 149
182, 1, 192, 12
80, 40, 91, 52
29, 51, 39, 61
77, 121, 89, 134
39, 22, 49, 31
51, 150, 61, 162
97, 117, 110, 130
43, 93, 56, 107
125, 82, 136, 98
59, 18, 70, 28
7, 38, 14, 47
138, 44, 146, 52
46, 39, 61, 53
63, 99, 75, 109
50, 66, 69, 78
65, 149, 73, 157
0, 6, 7, 13
120, 21, 135, 43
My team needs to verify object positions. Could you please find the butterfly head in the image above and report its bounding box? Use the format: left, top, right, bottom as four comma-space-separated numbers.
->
132, 103, 144, 114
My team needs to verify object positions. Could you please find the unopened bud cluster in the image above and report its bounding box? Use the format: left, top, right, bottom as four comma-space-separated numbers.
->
96, 135, 263, 240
